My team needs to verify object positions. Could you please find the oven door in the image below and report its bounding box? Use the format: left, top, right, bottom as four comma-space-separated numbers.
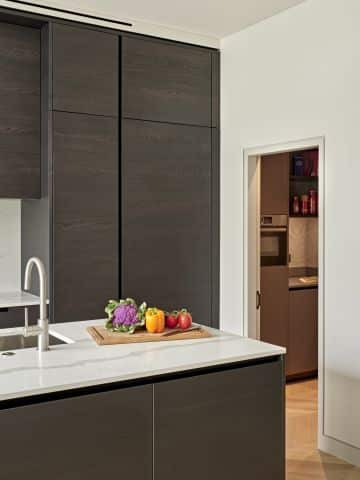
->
261, 227, 288, 266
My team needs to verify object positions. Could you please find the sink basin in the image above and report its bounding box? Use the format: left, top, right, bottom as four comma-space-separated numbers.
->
0, 334, 68, 352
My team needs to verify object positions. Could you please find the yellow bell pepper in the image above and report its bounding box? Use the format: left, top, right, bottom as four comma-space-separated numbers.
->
145, 308, 165, 333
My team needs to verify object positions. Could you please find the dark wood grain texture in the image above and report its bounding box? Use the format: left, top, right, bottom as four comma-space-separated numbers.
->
0, 21, 40, 198
288, 288, 318, 377
261, 266, 289, 351
211, 128, 220, 325
122, 119, 213, 326
211, 51, 220, 128
0, 385, 153, 480
154, 359, 285, 480
122, 36, 212, 126
52, 23, 118, 116
53, 112, 118, 323
261, 152, 290, 215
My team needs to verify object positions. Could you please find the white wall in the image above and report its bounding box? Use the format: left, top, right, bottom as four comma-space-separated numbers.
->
221, 0, 360, 465
0, 200, 21, 291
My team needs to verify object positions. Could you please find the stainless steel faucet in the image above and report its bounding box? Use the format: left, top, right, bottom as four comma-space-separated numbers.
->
24, 257, 49, 352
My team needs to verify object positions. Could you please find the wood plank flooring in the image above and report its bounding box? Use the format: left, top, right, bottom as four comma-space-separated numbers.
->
286, 379, 360, 479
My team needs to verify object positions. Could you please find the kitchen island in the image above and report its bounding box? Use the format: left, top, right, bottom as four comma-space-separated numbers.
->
0, 320, 285, 480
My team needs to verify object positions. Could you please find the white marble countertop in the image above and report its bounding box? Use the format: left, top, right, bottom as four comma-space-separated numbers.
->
0, 319, 285, 402
0, 291, 42, 309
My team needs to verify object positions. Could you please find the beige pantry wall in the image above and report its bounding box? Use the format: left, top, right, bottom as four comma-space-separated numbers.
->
221, 0, 360, 465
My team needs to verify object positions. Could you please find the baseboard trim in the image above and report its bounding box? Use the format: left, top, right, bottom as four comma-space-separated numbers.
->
319, 434, 360, 468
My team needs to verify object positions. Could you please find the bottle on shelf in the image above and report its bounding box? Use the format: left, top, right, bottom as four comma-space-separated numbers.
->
301, 194, 309, 215
292, 195, 300, 215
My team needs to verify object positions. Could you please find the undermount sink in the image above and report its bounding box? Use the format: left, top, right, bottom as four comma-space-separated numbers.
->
0, 334, 69, 353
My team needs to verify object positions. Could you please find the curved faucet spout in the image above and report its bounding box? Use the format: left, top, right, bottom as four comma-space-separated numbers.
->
24, 257, 49, 351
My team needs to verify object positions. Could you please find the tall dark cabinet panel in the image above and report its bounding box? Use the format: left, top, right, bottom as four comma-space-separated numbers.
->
52, 23, 118, 116
122, 119, 212, 325
0, 384, 153, 479
154, 360, 285, 480
261, 153, 289, 215
260, 266, 289, 352
122, 36, 212, 126
53, 112, 118, 323
0, 21, 40, 198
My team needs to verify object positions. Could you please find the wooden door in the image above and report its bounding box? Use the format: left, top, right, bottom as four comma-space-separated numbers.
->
122, 119, 213, 326
53, 112, 118, 323
0, 21, 40, 198
154, 359, 285, 480
52, 23, 118, 116
260, 266, 289, 350
122, 36, 212, 126
261, 153, 289, 215
288, 288, 318, 376
0, 385, 153, 479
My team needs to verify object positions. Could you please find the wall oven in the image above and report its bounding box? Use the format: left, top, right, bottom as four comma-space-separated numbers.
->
260, 215, 288, 267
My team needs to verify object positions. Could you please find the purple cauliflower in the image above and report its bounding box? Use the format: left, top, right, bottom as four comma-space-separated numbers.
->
105, 298, 147, 334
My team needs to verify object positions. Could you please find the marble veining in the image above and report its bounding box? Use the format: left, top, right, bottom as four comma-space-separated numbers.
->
0, 319, 285, 402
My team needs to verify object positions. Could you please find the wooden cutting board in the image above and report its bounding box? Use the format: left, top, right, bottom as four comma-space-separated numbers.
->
87, 325, 212, 345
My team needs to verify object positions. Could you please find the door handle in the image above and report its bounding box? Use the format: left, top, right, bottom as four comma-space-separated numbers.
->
256, 291, 261, 310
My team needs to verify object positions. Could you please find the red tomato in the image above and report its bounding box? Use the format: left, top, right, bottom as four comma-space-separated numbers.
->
178, 309, 192, 330
165, 311, 179, 329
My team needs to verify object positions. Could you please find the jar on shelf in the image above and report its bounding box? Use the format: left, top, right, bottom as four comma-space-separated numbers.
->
301, 194, 309, 215
292, 195, 300, 215
309, 189, 317, 215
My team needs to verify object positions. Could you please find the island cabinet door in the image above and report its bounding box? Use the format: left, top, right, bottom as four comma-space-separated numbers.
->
52, 23, 118, 116
122, 119, 212, 326
0, 385, 153, 480
154, 359, 285, 480
53, 111, 118, 323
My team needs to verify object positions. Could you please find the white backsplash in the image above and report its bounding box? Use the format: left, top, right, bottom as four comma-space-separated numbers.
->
289, 217, 318, 268
0, 200, 21, 291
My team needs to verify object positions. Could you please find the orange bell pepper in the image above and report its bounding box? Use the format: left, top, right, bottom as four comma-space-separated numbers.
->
145, 308, 165, 333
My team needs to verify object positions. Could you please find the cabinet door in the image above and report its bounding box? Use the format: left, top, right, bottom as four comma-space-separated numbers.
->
154, 359, 285, 480
288, 288, 318, 376
0, 22, 40, 198
53, 23, 118, 116
122, 37, 212, 126
0, 385, 153, 480
53, 112, 118, 323
122, 119, 212, 326
261, 153, 289, 215
260, 266, 289, 350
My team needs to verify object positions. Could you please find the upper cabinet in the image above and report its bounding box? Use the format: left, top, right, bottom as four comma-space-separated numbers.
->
122, 37, 213, 126
261, 153, 290, 215
0, 22, 40, 198
52, 24, 118, 116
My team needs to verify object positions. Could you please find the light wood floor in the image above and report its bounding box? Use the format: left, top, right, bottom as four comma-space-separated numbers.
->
286, 379, 360, 479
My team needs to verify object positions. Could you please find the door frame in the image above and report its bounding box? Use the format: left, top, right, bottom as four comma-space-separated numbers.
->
243, 136, 325, 448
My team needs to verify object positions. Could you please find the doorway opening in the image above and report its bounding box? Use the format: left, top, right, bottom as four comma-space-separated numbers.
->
243, 137, 325, 475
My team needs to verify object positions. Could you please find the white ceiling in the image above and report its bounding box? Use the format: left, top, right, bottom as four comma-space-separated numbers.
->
31, 0, 307, 39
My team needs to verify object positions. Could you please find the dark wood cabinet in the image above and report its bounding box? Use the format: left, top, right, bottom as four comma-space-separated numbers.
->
154, 359, 285, 480
122, 36, 212, 126
0, 21, 40, 198
288, 288, 318, 377
53, 111, 118, 323
0, 385, 153, 479
122, 119, 214, 326
261, 153, 289, 215
52, 23, 118, 116
260, 266, 289, 351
